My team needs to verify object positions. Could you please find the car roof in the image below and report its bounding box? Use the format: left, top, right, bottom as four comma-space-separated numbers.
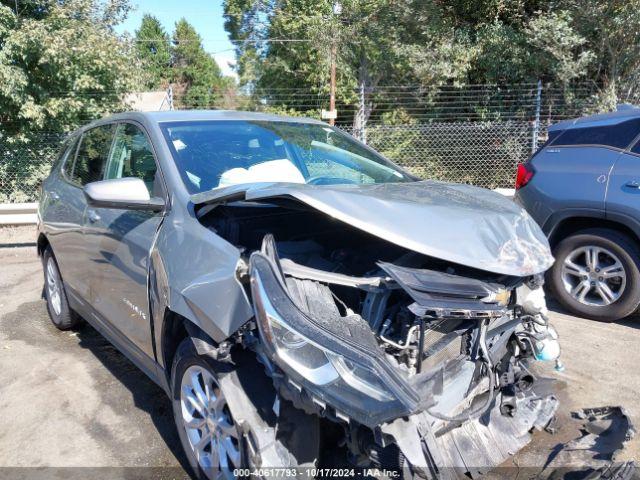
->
550, 104, 640, 131
80, 110, 327, 131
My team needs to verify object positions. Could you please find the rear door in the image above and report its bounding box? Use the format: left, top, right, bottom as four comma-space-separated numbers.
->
47, 125, 115, 302
606, 124, 640, 224
41, 137, 83, 291
85, 121, 166, 360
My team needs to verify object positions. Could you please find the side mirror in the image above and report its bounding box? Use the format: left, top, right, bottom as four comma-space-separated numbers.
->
83, 178, 165, 212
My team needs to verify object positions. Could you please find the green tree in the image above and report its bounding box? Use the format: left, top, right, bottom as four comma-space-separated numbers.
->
0, 0, 142, 201
172, 18, 228, 108
564, 0, 640, 106
135, 14, 171, 89
0, 0, 140, 135
225, 0, 639, 123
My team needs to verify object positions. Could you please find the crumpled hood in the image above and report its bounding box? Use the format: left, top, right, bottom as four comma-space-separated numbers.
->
192, 180, 554, 277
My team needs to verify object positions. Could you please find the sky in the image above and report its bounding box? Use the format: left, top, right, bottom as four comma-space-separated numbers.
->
115, 0, 237, 79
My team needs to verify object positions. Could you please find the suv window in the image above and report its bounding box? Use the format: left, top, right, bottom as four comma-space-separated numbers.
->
105, 123, 159, 195
71, 124, 115, 186
631, 138, 640, 155
552, 118, 640, 149
58, 136, 80, 177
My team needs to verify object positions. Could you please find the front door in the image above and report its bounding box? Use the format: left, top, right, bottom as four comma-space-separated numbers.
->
85, 122, 165, 360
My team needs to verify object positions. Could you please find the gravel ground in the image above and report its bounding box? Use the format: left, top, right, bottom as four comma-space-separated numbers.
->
1, 225, 638, 475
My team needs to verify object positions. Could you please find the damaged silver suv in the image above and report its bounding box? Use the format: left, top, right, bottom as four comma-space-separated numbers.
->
37, 111, 563, 478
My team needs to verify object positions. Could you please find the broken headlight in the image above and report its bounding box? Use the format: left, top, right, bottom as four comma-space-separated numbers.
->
250, 253, 418, 427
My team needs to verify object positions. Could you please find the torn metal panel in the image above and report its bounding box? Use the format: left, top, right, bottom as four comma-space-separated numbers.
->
379, 261, 508, 315
191, 180, 554, 277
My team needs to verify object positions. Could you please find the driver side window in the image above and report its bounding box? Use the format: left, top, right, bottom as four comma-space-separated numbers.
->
105, 123, 160, 195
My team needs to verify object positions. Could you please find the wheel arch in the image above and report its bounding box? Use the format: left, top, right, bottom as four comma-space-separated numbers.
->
37, 233, 50, 257
547, 214, 640, 249
160, 309, 219, 384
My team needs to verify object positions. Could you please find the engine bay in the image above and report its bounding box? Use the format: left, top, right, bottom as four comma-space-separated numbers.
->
199, 201, 559, 382
196, 199, 574, 473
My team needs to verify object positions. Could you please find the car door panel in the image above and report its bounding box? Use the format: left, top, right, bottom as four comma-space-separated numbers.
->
87, 209, 162, 359
531, 146, 619, 213
41, 136, 90, 299
606, 142, 640, 221
86, 122, 165, 360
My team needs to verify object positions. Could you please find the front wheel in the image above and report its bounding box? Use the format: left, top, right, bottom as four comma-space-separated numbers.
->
171, 340, 244, 479
548, 228, 640, 321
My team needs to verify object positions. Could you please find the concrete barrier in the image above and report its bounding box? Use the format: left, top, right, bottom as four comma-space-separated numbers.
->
0, 203, 38, 225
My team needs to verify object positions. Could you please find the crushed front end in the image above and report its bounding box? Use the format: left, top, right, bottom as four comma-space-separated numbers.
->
248, 234, 562, 477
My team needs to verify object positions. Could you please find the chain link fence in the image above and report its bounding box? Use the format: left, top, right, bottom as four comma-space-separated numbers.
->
0, 134, 64, 203
344, 121, 535, 189
0, 81, 604, 202
0, 121, 536, 202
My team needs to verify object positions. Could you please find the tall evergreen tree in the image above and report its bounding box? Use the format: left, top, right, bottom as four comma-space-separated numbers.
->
135, 14, 171, 89
172, 18, 227, 108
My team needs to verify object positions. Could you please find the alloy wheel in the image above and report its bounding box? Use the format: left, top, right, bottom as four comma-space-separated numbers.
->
180, 365, 242, 479
561, 245, 626, 307
46, 257, 62, 316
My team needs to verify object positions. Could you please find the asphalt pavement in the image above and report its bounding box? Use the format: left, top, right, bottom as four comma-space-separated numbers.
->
1, 225, 638, 476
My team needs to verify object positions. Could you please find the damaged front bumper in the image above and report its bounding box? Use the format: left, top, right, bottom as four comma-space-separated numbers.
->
248, 237, 565, 476
383, 381, 559, 477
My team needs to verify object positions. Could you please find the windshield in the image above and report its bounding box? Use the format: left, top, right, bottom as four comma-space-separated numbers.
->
160, 120, 413, 193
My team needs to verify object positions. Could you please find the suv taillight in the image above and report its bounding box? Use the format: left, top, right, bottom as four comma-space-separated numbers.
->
515, 163, 535, 190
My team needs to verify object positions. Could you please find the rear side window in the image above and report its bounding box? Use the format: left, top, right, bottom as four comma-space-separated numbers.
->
532, 129, 564, 157
631, 139, 640, 155
553, 118, 640, 149
58, 136, 79, 177
70, 124, 115, 186
546, 130, 564, 145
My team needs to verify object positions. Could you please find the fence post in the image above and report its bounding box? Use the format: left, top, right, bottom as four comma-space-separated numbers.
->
167, 85, 174, 111
359, 82, 367, 144
531, 79, 542, 154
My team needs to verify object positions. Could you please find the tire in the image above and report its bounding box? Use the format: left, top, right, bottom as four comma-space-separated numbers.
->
171, 338, 246, 480
42, 246, 80, 330
170, 338, 320, 479
548, 228, 640, 321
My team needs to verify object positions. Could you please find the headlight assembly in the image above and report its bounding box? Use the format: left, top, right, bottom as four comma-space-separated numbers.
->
250, 253, 418, 427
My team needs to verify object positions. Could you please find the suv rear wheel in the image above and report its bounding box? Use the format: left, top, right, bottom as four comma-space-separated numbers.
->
549, 228, 640, 321
42, 246, 81, 330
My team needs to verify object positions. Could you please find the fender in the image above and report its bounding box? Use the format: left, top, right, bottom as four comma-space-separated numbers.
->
542, 208, 605, 239
605, 210, 640, 241
149, 209, 254, 369
543, 208, 640, 246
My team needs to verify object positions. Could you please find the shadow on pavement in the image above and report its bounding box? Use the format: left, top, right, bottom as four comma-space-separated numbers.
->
73, 322, 191, 475
0, 242, 36, 248
547, 298, 640, 330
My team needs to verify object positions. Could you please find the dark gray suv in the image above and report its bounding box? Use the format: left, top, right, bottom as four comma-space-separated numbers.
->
515, 106, 640, 321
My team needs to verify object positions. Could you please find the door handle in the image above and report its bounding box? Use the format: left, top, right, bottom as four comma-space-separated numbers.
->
87, 210, 101, 223
626, 181, 640, 189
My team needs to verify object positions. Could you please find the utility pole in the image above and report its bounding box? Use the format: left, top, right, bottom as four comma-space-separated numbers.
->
329, 42, 337, 126
531, 79, 542, 154
322, 2, 341, 126
359, 81, 367, 143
